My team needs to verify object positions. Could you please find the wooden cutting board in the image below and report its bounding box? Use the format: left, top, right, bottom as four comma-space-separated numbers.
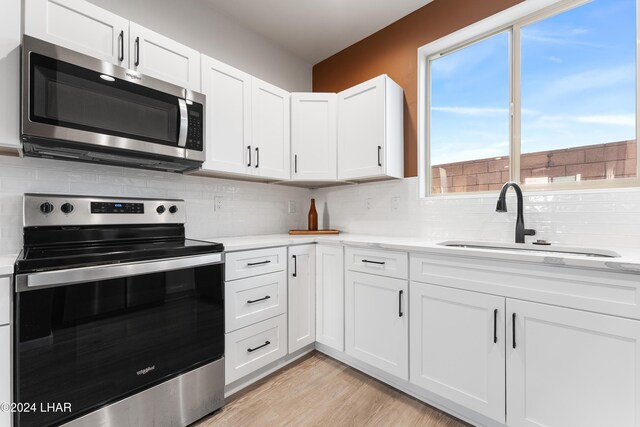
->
289, 230, 340, 235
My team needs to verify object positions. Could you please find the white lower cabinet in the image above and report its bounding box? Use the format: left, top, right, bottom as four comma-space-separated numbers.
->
0, 326, 9, 427
316, 245, 344, 351
345, 270, 408, 380
288, 245, 315, 353
506, 299, 640, 427
410, 282, 506, 423
225, 314, 287, 385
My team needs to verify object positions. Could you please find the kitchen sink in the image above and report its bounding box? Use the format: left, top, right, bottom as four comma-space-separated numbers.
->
438, 240, 621, 258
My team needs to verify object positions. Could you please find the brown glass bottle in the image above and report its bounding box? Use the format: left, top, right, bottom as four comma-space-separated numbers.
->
308, 199, 318, 231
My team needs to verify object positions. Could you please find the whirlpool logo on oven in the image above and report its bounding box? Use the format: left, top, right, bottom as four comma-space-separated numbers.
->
136, 365, 156, 376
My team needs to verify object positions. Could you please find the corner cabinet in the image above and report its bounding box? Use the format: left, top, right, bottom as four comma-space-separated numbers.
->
252, 78, 291, 180
200, 56, 253, 176
128, 23, 200, 91
288, 245, 316, 353
24, 0, 129, 66
410, 282, 506, 424
337, 75, 404, 181
315, 245, 344, 351
506, 299, 640, 427
290, 93, 337, 182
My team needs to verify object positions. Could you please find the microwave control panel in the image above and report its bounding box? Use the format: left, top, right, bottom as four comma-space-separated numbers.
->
185, 102, 204, 152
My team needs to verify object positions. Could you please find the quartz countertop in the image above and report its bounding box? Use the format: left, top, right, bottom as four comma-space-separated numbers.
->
200, 233, 640, 273
0, 254, 17, 276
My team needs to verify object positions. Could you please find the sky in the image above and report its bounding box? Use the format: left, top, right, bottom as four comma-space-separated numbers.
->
430, 0, 636, 166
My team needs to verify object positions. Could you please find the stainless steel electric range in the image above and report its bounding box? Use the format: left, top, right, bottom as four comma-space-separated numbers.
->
13, 194, 225, 427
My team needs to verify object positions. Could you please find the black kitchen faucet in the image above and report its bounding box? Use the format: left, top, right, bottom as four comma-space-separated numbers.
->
496, 181, 536, 244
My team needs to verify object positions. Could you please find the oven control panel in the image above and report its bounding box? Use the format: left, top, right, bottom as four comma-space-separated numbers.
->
24, 194, 186, 227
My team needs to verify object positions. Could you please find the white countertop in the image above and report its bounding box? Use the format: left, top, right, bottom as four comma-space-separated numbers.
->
0, 254, 17, 276
201, 233, 640, 273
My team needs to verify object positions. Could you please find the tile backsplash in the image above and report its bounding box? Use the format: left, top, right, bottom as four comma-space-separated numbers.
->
312, 177, 640, 249
0, 155, 310, 253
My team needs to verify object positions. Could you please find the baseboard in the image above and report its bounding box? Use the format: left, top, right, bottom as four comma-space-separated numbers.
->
315, 343, 506, 427
224, 344, 315, 398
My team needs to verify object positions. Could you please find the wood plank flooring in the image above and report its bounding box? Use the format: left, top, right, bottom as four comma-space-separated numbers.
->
196, 351, 468, 427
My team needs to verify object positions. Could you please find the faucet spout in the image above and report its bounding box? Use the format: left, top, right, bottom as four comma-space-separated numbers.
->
496, 181, 536, 244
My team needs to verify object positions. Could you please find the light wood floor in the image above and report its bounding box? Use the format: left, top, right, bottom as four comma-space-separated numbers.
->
196, 351, 468, 427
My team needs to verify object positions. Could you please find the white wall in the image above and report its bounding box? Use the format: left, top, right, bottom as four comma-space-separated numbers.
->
85, 0, 312, 92
312, 177, 640, 249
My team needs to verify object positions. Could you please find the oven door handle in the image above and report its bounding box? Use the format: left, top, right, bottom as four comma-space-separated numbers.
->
16, 253, 224, 292
178, 98, 188, 148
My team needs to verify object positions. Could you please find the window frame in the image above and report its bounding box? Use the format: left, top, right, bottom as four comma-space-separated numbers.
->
418, 0, 640, 197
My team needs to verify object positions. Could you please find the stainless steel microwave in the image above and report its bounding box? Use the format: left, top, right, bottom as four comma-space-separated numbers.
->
21, 35, 205, 173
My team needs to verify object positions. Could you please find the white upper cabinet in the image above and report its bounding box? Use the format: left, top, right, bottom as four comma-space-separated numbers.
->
288, 245, 316, 353
291, 93, 337, 182
410, 282, 506, 424
252, 78, 291, 180
337, 75, 403, 181
129, 22, 200, 91
24, 0, 129, 66
201, 56, 253, 176
507, 299, 640, 427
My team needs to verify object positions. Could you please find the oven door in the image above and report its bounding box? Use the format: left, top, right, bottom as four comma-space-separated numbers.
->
22, 35, 205, 163
14, 254, 224, 427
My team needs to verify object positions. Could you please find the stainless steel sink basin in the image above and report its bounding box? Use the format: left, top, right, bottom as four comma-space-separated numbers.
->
438, 241, 621, 258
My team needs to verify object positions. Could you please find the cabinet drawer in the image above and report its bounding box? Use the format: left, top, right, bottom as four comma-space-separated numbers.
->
225, 314, 287, 385
225, 247, 287, 281
0, 277, 9, 326
345, 247, 408, 279
225, 271, 287, 333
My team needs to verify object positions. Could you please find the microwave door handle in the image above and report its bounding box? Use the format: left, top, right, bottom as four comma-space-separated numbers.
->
178, 98, 188, 148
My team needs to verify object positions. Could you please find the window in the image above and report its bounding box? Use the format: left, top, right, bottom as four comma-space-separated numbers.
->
421, 0, 639, 196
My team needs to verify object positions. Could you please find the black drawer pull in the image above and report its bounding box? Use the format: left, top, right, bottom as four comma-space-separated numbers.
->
118, 30, 124, 62
362, 259, 385, 265
247, 145, 252, 167
398, 290, 404, 317
247, 260, 271, 266
255, 147, 259, 168
247, 341, 271, 353
134, 36, 140, 66
292, 255, 297, 277
247, 295, 271, 304
377, 146, 382, 167
493, 309, 498, 344
512, 313, 517, 349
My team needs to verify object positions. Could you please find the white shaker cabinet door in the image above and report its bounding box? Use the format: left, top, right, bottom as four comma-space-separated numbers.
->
315, 245, 344, 352
507, 299, 640, 427
201, 56, 253, 176
24, 0, 129, 66
288, 245, 316, 353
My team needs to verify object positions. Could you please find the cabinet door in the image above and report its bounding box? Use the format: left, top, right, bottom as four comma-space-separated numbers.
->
252, 78, 290, 180
0, 0, 21, 152
507, 299, 640, 427
410, 282, 506, 423
316, 245, 344, 352
337, 75, 386, 180
288, 245, 316, 353
24, 0, 129, 66
345, 271, 408, 379
291, 93, 337, 181
0, 326, 8, 427
129, 22, 200, 90
201, 56, 253, 176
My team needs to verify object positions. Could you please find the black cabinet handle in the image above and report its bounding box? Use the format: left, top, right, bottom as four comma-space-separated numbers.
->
294, 154, 298, 174
292, 255, 297, 277
247, 295, 271, 304
362, 259, 385, 265
377, 146, 382, 167
247, 260, 271, 266
512, 313, 517, 349
118, 30, 124, 62
493, 309, 498, 344
255, 147, 259, 168
247, 145, 252, 167
398, 290, 404, 317
134, 36, 140, 66
247, 341, 270, 353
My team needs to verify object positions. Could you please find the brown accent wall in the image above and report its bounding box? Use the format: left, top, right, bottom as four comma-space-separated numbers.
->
313, 0, 523, 177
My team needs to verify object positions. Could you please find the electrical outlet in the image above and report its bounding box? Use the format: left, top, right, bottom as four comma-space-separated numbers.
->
288, 200, 297, 214
365, 198, 372, 211
214, 196, 223, 211
391, 196, 400, 211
